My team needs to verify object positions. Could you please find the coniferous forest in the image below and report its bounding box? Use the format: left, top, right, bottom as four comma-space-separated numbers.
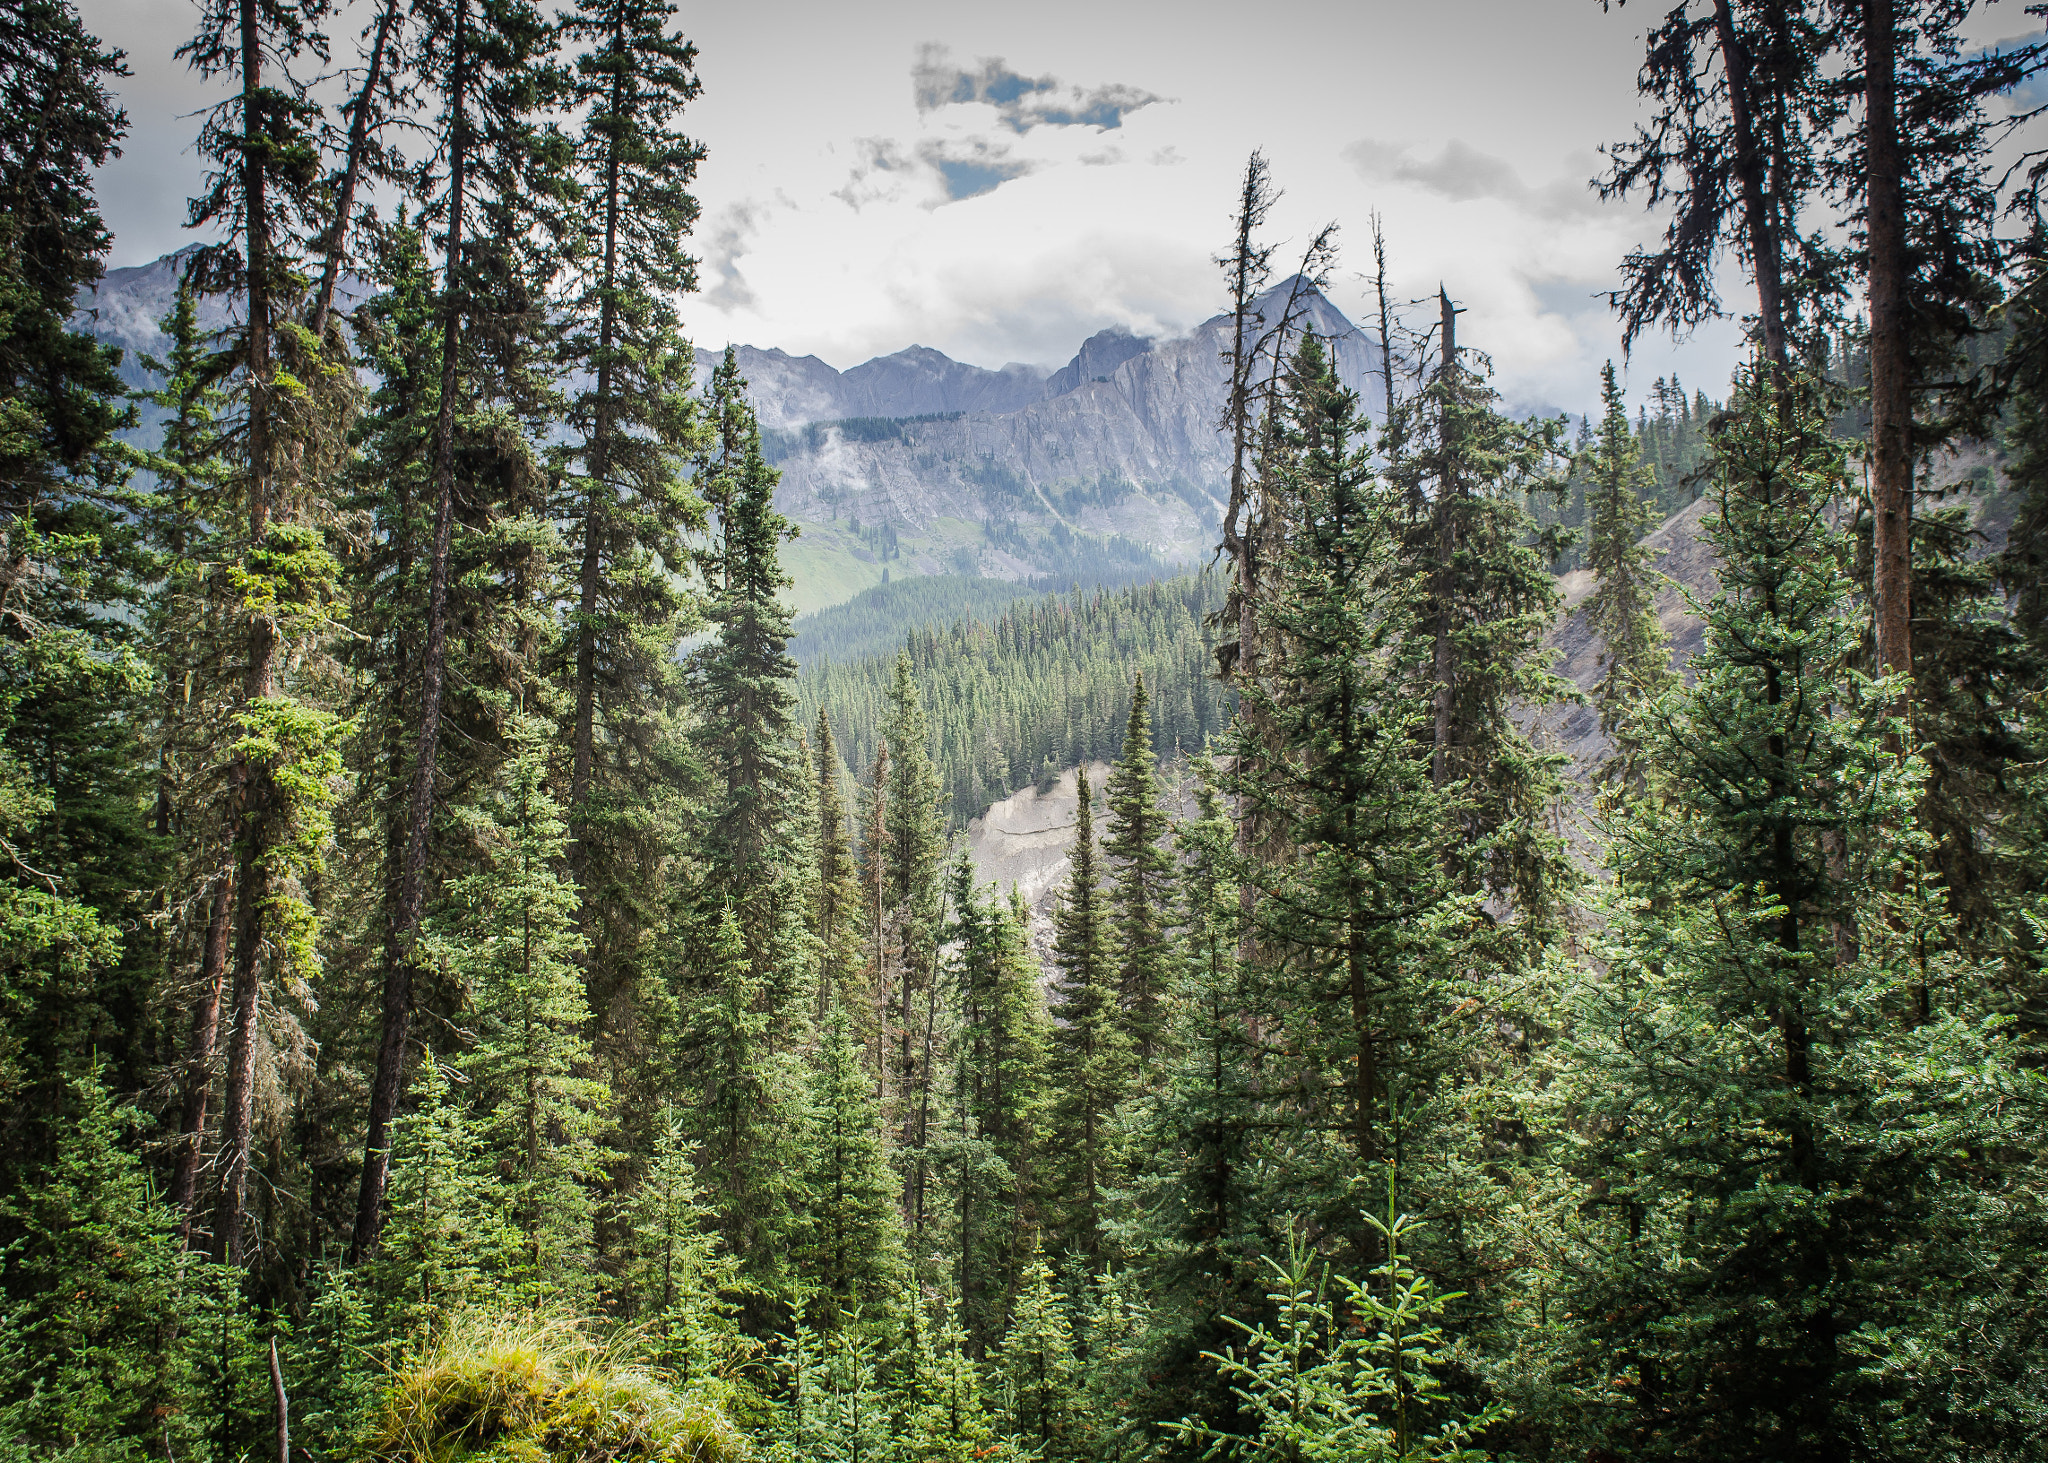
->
5, 1, 2048, 1460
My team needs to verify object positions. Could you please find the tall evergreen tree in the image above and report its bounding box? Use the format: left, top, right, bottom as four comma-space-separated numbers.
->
1101, 673, 1175, 1067
553, 0, 705, 1064
184, 0, 354, 1266
1530, 369, 2042, 1461
429, 712, 608, 1293
1580, 360, 1673, 777
354, 0, 572, 1258
796, 1005, 908, 1332
812, 711, 866, 1021
0, 0, 155, 1181
949, 857, 1051, 1350
0, 1066, 194, 1458
1048, 765, 1128, 1262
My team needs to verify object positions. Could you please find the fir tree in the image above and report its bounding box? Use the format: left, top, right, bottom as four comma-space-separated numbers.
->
1101, 672, 1175, 1067
0, 1066, 193, 1458
1048, 766, 1129, 1262
430, 711, 609, 1293
797, 1004, 908, 1332
1579, 359, 1673, 778
622, 1104, 739, 1386
813, 710, 866, 1020
1532, 369, 2042, 1461
996, 1240, 1079, 1457
355, 0, 573, 1258
553, 0, 706, 1073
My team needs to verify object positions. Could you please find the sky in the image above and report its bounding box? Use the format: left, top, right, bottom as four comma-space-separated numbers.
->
71, 0, 2045, 416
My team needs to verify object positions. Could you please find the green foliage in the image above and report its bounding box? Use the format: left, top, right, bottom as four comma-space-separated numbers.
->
797, 1006, 908, 1331
1103, 673, 1176, 1064
0, 1066, 192, 1461
1169, 1206, 1503, 1463
1579, 361, 1674, 776
1048, 767, 1130, 1262
799, 574, 1229, 820
790, 576, 1041, 668
364, 1310, 746, 1463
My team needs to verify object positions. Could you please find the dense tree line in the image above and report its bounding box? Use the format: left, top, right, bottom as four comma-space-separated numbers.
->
799, 574, 1230, 820
2, 2, 2047, 1462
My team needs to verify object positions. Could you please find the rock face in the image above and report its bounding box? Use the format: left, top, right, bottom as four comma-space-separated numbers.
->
748, 279, 1380, 576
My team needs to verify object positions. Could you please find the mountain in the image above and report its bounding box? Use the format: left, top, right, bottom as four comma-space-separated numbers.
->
75, 253, 1378, 616
748, 280, 1380, 611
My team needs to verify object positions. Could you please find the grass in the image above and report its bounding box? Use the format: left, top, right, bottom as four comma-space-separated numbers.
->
363, 1312, 746, 1463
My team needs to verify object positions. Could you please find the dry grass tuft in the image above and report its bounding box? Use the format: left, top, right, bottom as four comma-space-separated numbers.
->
364, 1311, 746, 1463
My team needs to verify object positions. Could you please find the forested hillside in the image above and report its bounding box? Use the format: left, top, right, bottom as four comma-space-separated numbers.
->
5, 3, 2048, 1463
799, 574, 1229, 819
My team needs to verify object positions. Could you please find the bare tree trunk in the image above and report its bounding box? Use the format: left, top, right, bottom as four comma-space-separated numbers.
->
268, 1337, 290, 1463
169, 873, 233, 1245
1864, 0, 1913, 732
1714, 0, 1790, 371
214, 0, 277, 1268
1431, 287, 1458, 790
311, 0, 403, 338
352, 0, 472, 1262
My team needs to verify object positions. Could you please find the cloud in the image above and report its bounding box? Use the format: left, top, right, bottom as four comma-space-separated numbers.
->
917, 138, 1038, 202
1344, 138, 1604, 221
912, 43, 1167, 133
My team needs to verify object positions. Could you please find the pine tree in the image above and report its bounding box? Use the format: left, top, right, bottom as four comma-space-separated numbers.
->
1048, 766, 1128, 1262
996, 1241, 1079, 1457
813, 711, 866, 1020
797, 1004, 908, 1332
1101, 672, 1175, 1067
553, 0, 705, 1074
0, 1066, 194, 1458
1531, 369, 2042, 1460
355, 0, 573, 1258
1580, 360, 1673, 778
429, 711, 609, 1294
622, 1105, 739, 1387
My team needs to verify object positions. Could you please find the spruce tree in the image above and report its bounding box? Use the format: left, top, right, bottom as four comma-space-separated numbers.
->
355, 0, 573, 1258
1531, 369, 2042, 1460
0, 1066, 193, 1458
430, 711, 609, 1294
689, 347, 808, 1016
553, 0, 705, 1067
184, 0, 355, 1266
812, 711, 866, 1020
0, 0, 160, 1186
1580, 359, 1673, 778
622, 1105, 739, 1386
949, 857, 1051, 1350
1047, 766, 1128, 1262
796, 1004, 908, 1333
996, 1241, 1079, 1457
1101, 673, 1175, 1067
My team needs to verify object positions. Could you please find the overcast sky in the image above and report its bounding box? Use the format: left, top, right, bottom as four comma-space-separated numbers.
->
71, 0, 2044, 415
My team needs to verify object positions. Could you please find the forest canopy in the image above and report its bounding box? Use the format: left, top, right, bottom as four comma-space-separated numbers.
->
2, 2, 2047, 1462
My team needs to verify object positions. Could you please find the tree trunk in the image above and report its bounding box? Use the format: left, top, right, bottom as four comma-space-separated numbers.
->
352, 0, 471, 1261
1864, 0, 1913, 729
1431, 287, 1458, 789
168, 872, 233, 1245
213, 0, 276, 1268
311, 0, 402, 338
1714, 0, 1790, 371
